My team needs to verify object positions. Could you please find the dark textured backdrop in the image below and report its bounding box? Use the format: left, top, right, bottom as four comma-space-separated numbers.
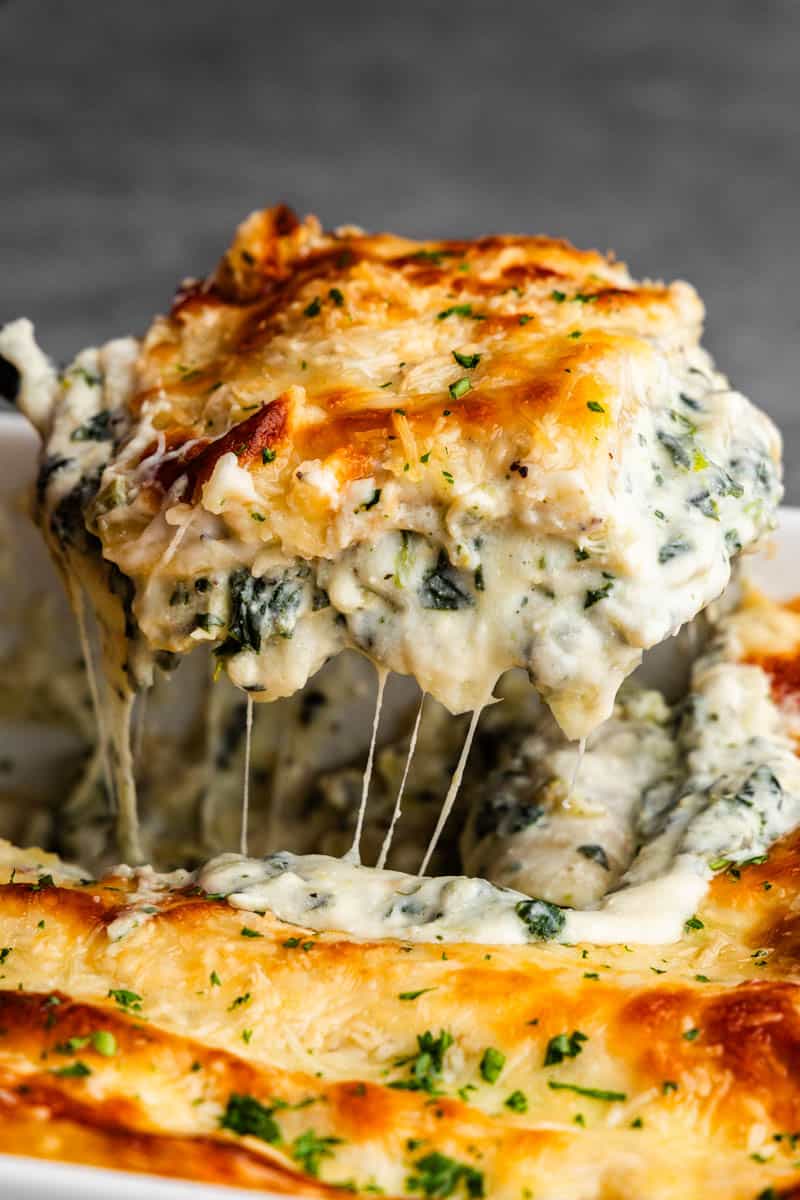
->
2, 0, 799, 492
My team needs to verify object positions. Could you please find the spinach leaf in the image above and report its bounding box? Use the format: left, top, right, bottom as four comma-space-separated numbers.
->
419, 552, 475, 611
516, 898, 565, 940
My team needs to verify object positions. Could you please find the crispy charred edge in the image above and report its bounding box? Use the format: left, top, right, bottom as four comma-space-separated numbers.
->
0, 988, 562, 1191
747, 649, 800, 706
0, 992, 337, 1195
0, 1108, 337, 1196
153, 395, 288, 499
614, 979, 800, 1133
169, 204, 674, 331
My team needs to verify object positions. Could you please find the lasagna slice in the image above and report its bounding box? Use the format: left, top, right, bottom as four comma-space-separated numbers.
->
1, 207, 780, 771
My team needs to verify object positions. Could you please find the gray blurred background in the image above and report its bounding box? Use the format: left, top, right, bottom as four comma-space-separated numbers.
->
2, 0, 798, 493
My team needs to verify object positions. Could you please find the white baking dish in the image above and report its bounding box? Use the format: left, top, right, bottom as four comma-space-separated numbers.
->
0, 408, 796, 1197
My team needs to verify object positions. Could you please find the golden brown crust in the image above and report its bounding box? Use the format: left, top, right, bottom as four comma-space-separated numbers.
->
2, 832, 800, 1197
122, 205, 703, 544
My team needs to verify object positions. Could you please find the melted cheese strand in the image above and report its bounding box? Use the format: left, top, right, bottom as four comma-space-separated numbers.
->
107, 689, 143, 864
67, 581, 113, 808
133, 691, 148, 766
568, 736, 587, 800
376, 692, 425, 870
419, 703, 485, 876
344, 667, 388, 866
240, 694, 255, 856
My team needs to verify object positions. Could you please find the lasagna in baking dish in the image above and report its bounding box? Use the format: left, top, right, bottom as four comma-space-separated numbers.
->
1, 207, 797, 1197
1, 587, 800, 1197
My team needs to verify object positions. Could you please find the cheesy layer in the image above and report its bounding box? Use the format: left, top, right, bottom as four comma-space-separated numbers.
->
2, 828, 800, 1198
1, 207, 782, 744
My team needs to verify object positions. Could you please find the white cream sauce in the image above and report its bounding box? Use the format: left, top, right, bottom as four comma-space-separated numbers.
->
198, 647, 800, 947
3, 321, 795, 948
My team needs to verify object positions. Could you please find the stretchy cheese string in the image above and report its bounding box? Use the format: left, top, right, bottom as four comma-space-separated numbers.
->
344, 667, 388, 865
68, 581, 113, 808
108, 688, 143, 864
567, 736, 586, 802
133, 691, 148, 766
419, 702, 485, 876
240, 694, 255, 856
376, 692, 425, 870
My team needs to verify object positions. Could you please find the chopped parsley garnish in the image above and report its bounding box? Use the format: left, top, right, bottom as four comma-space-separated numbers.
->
251, 512, 265, 522
414, 249, 454, 265
684, 916, 704, 931
586, 400, 605, 413
406, 1151, 484, 1198
261, 447, 276, 464
662, 1080, 678, 1094
449, 377, 471, 400
283, 937, 315, 950
92, 1030, 117, 1057
291, 1129, 342, 1176
52, 1060, 91, 1078
108, 988, 142, 1012
55, 1035, 90, 1054
210, 971, 222, 986
568, 330, 582, 339
479, 1047, 505, 1084
682, 1028, 700, 1042
228, 992, 252, 1011
544, 1030, 588, 1066
240, 927, 263, 938
242, 1029, 253, 1044
518, 314, 533, 325
304, 297, 322, 318
328, 287, 345, 307
31, 874, 55, 891
551, 290, 566, 303
391, 1029, 453, 1094
577, 844, 609, 870
505, 1090, 528, 1112
584, 971, 600, 980
0, 947, 12, 965
220, 1093, 281, 1143
516, 898, 565, 940
442, 470, 455, 484
574, 546, 590, 561
399, 988, 438, 1001
436, 304, 474, 321
452, 350, 481, 370
547, 1081, 626, 1102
